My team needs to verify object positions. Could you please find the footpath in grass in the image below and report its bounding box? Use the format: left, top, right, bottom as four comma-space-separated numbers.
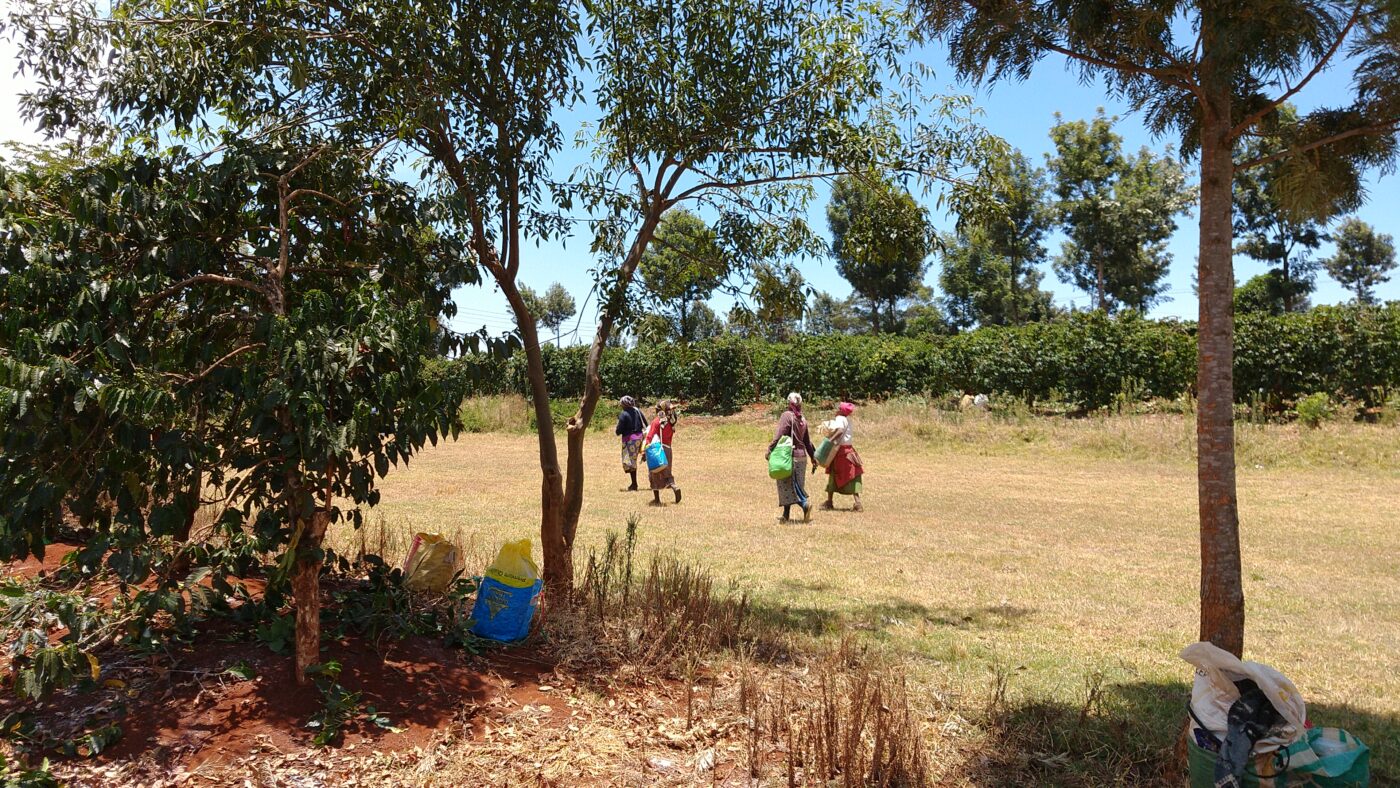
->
352, 401, 1400, 783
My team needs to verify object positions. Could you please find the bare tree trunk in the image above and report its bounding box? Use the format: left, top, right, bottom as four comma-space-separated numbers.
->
1281, 255, 1295, 313
1095, 256, 1106, 312
1196, 80, 1245, 657
293, 509, 331, 684
1008, 256, 1021, 324
496, 277, 570, 597
174, 401, 207, 548
561, 212, 663, 569
165, 466, 202, 582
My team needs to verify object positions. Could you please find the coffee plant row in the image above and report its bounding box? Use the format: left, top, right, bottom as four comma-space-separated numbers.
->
458, 306, 1400, 412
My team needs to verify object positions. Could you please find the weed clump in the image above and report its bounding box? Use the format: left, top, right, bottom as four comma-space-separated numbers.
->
1295, 392, 1333, 428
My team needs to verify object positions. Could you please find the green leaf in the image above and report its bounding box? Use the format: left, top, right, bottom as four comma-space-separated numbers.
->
224, 661, 257, 681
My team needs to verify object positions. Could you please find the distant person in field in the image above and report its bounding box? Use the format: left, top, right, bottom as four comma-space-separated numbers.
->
643, 400, 682, 506
615, 395, 647, 491
767, 392, 817, 522
821, 401, 864, 512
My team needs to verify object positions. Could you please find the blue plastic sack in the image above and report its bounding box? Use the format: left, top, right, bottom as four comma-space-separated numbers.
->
646, 440, 668, 471
470, 576, 542, 642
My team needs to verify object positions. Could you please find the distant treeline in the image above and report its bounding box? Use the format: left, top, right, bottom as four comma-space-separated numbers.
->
458, 305, 1400, 412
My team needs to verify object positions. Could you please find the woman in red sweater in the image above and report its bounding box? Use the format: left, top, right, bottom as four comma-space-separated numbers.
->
643, 400, 682, 506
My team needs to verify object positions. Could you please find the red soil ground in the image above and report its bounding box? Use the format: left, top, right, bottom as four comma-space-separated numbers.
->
1, 549, 565, 785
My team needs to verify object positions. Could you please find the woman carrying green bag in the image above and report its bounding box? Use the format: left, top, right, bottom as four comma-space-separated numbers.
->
766, 393, 816, 522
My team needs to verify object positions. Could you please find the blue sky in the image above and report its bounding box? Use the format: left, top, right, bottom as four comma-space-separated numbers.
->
443, 40, 1399, 341
3, 28, 1394, 340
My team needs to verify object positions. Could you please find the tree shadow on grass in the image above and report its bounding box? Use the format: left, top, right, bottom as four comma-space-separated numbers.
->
748, 596, 1035, 640
970, 678, 1398, 787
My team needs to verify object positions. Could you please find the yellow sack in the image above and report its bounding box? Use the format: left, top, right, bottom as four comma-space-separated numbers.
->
485, 539, 540, 589
401, 533, 461, 593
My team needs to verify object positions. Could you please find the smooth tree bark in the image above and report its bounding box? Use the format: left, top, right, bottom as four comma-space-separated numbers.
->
561, 209, 666, 573
501, 275, 571, 591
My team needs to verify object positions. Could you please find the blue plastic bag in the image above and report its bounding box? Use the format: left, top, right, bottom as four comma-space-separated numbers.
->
470, 576, 542, 642
646, 439, 668, 472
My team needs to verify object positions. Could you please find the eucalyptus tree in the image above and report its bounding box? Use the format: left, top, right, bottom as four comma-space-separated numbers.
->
807, 292, 866, 335
521, 283, 578, 346
1325, 218, 1397, 304
977, 147, 1054, 323
1047, 112, 1193, 313
1234, 105, 1350, 312
941, 145, 1056, 328
939, 226, 1055, 328
8, 0, 992, 599
547, 0, 995, 587
827, 173, 936, 333
0, 137, 471, 682
637, 209, 732, 343
919, 0, 1400, 655
726, 263, 810, 341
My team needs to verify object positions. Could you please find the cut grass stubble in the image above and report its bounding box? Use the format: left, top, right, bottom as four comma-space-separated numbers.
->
331, 399, 1400, 784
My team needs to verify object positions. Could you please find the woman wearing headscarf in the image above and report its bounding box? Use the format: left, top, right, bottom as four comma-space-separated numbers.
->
821, 401, 863, 512
642, 400, 682, 505
767, 392, 817, 522
615, 395, 647, 491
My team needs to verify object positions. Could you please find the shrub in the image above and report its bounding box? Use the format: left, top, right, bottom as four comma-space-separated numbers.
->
1295, 393, 1333, 428
454, 304, 1400, 414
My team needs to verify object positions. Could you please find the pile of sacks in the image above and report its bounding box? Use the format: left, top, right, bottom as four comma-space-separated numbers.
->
1182, 642, 1370, 787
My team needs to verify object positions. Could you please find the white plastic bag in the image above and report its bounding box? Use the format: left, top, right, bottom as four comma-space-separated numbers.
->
1180, 641, 1307, 754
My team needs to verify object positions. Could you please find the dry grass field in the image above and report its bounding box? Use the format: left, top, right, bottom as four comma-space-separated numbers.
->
333, 398, 1400, 783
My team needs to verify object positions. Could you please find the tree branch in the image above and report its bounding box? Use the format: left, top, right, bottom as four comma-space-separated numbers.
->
140, 274, 267, 309
1036, 39, 1201, 98
669, 169, 851, 205
1236, 121, 1400, 170
285, 187, 351, 207
1229, 2, 1363, 139
169, 343, 265, 384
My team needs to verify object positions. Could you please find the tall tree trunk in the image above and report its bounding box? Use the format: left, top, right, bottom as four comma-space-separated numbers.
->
1009, 256, 1021, 324
561, 211, 663, 573
498, 278, 570, 597
1281, 255, 1294, 313
165, 466, 202, 582
1195, 77, 1245, 657
1095, 256, 1106, 312
292, 509, 331, 683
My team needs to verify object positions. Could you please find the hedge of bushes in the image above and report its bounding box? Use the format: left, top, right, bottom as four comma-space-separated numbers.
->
458, 305, 1400, 412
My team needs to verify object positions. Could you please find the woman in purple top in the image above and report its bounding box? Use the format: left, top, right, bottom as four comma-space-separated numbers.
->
614, 395, 647, 491
766, 392, 817, 522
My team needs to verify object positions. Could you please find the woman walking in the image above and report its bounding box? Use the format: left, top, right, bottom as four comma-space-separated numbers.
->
615, 395, 647, 491
821, 401, 864, 512
767, 392, 817, 522
643, 400, 682, 506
